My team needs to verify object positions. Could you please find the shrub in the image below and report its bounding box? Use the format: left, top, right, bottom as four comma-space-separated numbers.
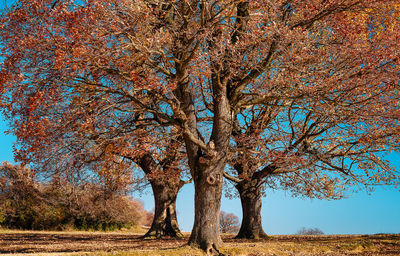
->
296, 227, 324, 235
0, 162, 148, 231
142, 210, 154, 227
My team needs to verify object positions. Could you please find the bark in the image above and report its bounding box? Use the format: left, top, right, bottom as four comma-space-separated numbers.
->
185, 88, 231, 254
134, 153, 184, 239
235, 179, 268, 239
174, 46, 229, 255
188, 160, 225, 255
173, 4, 233, 252
143, 179, 183, 239
185, 75, 231, 254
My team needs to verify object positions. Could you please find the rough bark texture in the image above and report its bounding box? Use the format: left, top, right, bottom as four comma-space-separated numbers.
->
185, 80, 232, 254
136, 153, 184, 239
173, 3, 233, 253
235, 179, 268, 239
173, 45, 230, 255
143, 180, 183, 239
188, 161, 225, 255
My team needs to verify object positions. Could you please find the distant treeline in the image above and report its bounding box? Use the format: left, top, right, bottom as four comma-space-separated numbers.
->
0, 162, 153, 231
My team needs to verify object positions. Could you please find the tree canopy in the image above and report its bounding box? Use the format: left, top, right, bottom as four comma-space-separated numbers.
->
1, 0, 400, 253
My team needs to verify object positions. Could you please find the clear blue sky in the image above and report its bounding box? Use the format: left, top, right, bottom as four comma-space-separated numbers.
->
0, 1, 399, 235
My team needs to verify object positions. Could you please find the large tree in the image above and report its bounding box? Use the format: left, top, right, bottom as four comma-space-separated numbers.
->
222, 2, 400, 239
0, 0, 188, 239
83, 131, 189, 238
1, 0, 400, 254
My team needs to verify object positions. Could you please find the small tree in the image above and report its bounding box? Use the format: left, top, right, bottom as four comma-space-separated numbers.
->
296, 227, 324, 235
219, 211, 240, 234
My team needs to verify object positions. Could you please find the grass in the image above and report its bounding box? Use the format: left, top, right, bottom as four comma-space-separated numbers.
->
23, 240, 388, 256
0, 229, 399, 255
87, 235, 399, 256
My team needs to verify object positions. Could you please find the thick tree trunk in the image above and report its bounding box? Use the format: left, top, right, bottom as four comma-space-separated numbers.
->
235, 180, 268, 239
188, 161, 225, 255
173, 9, 232, 251
143, 180, 183, 239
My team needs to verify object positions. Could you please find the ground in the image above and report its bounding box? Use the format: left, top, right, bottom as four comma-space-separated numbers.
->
0, 230, 399, 255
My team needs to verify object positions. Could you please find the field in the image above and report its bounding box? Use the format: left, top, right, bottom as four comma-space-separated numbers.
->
0, 230, 399, 256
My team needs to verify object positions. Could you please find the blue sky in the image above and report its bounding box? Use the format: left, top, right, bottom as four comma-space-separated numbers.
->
0, 1, 399, 235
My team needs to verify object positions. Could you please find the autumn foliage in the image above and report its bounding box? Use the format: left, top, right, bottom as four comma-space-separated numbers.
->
1, 0, 400, 252
219, 211, 240, 234
0, 162, 149, 231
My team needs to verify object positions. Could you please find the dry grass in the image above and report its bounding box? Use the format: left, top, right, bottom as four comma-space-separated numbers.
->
0, 230, 399, 255
218, 235, 400, 256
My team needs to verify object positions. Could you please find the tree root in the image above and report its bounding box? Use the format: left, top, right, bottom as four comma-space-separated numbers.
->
235, 231, 269, 240
204, 243, 228, 256
140, 229, 184, 240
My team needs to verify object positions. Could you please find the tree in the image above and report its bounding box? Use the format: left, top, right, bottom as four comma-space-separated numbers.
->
219, 211, 240, 234
296, 227, 324, 235
1, 0, 400, 254
222, 2, 400, 239
0, 0, 189, 240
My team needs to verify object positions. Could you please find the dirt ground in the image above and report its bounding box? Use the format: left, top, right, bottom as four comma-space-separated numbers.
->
0, 231, 399, 255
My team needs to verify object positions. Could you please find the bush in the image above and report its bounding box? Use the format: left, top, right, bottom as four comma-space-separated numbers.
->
142, 210, 154, 227
0, 162, 149, 231
296, 227, 324, 235
0, 162, 44, 229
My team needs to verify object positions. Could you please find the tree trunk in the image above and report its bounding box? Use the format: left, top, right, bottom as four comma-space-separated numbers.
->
173, 13, 232, 251
188, 161, 225, 255
134, 152, 184, 239
143, 179, 183, 239
235, 179, 268, 239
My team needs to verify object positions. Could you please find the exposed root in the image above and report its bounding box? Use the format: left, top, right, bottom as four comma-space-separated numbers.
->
140, 229, 184, 240
204, 243, 228, 256
235, 230, 269, 240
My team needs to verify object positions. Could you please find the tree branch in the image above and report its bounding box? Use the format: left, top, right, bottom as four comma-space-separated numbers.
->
223, 171, 243, 183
